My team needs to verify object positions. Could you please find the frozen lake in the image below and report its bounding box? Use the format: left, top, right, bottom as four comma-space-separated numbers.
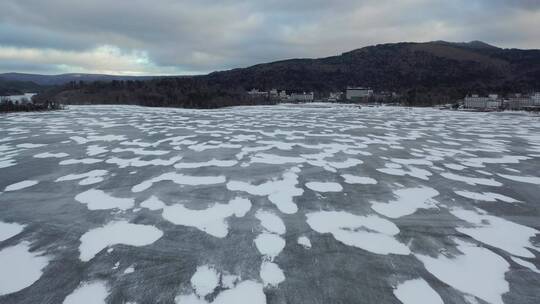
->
0, 104, 539, 304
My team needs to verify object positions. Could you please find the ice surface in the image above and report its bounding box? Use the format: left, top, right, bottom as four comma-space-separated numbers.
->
1, 105, 539, 303
63, 281, 108, 304
75, 189, 134, 210
79, 221, 163, 261
0, 241, 49, 296
371, 187, 439, 218
393, 278, 443, 304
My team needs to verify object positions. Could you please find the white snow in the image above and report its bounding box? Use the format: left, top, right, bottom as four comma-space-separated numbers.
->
417, 239, 509, 304
4, 180, 38, 191
161, 197, 251, 238
75, 189, 134, 210
140, 196, 166, 210
393, 278, 443, 304
255, 210, 286, 235
175, 159, 238, 169
33, 152, 69, 158
60, 158, 103, 165
341, 174, 377, 185
254, 233, 286, 259
511, 257, 540, 274
451, 208, 538, 258
227, 168, 303, 214
371, 187, 439, 218
498, 174, 540, 185
440, 172, 502, 186
56, 170, 108, 185
0, 221, 25, 242
305, 182, 343, 192
190, 265, 219, 297
297, 236, 311, 249
132, 172, 226, 192
306, 211, 410, 255
63, 281, 108, 304
260, 261, 285, 286
454, 191, 520, 203
78, 221, 163, 261
0, 241, 49, 296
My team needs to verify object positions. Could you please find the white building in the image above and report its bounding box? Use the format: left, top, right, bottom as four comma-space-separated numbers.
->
464, 94, 501, 109
289, 92, 314, 102
346, 87, 373, 101
532, 93, 540, 105
247, 89, 268, 97
328, 92, 342, 102
507, 93, 540, 110
0, 93, 36, 105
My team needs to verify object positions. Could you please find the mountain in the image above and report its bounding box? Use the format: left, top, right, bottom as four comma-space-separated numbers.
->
0, 78, 45, 95
35, 40, 540, 107
0, 72, 159, 86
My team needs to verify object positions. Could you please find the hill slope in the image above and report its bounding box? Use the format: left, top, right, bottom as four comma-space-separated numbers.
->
35, 41, 540, 107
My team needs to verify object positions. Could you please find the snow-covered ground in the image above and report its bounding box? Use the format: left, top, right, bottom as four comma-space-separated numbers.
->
0, 104, 539, 304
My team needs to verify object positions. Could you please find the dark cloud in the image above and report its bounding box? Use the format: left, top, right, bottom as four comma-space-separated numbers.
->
0, 0, 539, 75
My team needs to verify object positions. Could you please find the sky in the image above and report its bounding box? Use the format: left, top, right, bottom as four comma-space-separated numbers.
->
1, 0, 539, 76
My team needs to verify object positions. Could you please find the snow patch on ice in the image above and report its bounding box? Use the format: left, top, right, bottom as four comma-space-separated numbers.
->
75, 189, 134, 210
4, 180, 38, 191
306, 211, 410, 255
0, 221, 25, 242
451, 208, 538, 258
0, 241, 49, 296
160, 197, 251, 238
260, 261, 285, 287
227, 168, 303, 214
63, 281, 108, 304
132, 172, 225, 192
342, 174, 377, 185
371, 187, 439, 218
393, 278, 443, 304
305, 182, 343, 192
417, 239, 509, 304
56, 170, 108, 185
79, 221, 163, 261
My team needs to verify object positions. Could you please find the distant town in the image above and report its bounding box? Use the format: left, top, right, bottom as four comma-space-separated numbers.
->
2, 85, 540, 113
247, 87, 540, 112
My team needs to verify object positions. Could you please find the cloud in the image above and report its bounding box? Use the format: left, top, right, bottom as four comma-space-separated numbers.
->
0, 0, 539, 75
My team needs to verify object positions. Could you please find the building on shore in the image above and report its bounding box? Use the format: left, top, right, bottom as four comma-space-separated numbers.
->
247, 88, 268, 97
464, 94, 502, 109
328, 92, 343, 102
507, 92, 540, 110
289, 92, 314, 102
346, 87, 373, 101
